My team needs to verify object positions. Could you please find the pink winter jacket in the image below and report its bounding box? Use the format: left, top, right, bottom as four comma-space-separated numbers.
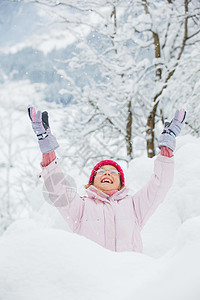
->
40, 155, 174, 252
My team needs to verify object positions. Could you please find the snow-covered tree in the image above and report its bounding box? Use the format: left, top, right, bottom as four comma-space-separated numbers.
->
52, 0, 200, 165
134, 0, 200, 156
9, 0, 200, 165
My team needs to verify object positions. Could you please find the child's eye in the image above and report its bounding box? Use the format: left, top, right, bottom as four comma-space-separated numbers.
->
96, 169, 119, 175
96, 170, 105, 174
109, 170, 119, 175
110, 171, 118, 175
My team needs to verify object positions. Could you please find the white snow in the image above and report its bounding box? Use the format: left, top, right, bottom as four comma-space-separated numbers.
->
1, 135, 200, 300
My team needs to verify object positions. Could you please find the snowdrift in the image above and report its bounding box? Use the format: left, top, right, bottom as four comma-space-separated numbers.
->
0, 218, 200, 300
0, 135, 200, 300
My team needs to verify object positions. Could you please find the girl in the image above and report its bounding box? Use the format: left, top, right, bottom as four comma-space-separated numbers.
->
28, 107, 186, 252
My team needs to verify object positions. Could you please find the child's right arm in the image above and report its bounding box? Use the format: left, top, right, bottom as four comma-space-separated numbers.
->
41, 151, 56, 167
28, 106, 84, 231
39, 158, 85, 231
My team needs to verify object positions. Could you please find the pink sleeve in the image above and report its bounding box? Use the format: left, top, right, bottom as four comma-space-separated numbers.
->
133, 155, 174, 228
41, 151, 56, 167
160, 146, 173, 157
40, 158, 85, 231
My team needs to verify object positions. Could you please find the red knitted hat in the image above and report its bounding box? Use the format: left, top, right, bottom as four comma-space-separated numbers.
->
88, 160, 125, 187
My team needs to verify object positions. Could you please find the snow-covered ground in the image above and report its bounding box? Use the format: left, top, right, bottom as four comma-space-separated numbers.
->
0, 135, 200, 300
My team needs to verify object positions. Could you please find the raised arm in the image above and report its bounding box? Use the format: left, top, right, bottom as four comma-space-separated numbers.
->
39, 158, 85, 231
28, 106, 84, 231
133, 154, 174, 228
133, 109, 186, 228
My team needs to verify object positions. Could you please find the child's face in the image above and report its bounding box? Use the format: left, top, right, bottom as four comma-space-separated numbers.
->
93, 164, 121, 192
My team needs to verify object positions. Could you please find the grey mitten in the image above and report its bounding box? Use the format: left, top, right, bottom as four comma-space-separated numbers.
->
28, 106, 59, 153
158, 109, 186, 151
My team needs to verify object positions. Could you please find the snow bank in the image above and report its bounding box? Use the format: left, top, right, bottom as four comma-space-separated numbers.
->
0, 217, 200, 300
0, 221, 154, 300
0, 135, 200, 300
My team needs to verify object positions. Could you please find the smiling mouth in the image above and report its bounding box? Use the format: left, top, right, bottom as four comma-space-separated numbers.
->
101, 178, 113, 184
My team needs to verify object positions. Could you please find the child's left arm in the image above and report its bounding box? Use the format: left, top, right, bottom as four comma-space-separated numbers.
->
160, 146, 173, 157
133, 154, 174, 228
133, 109, 186, 228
